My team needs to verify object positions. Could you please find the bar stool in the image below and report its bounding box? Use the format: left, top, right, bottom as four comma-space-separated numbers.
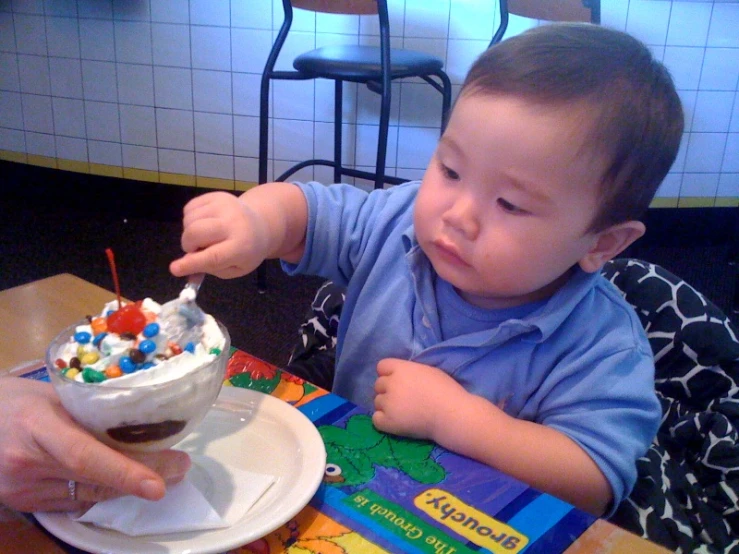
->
256, 0, 452, 290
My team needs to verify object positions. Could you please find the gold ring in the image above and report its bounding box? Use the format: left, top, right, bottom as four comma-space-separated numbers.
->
67, 479, 77, 501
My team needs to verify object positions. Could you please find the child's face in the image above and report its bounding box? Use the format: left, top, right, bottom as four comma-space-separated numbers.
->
414, 92, 608, 309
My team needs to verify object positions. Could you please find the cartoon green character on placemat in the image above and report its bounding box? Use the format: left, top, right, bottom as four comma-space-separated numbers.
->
320, 414, 446, 486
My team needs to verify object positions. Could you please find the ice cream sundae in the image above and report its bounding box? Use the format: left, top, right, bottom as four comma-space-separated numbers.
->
47, 290, 230, 452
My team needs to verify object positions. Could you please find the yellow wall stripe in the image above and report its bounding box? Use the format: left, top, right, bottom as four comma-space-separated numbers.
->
0, 151, 28, 163
26, 154, 57, 169
160, 172, 197, 187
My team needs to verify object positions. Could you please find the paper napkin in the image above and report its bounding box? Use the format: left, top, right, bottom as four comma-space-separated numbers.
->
73, 463, 276, 536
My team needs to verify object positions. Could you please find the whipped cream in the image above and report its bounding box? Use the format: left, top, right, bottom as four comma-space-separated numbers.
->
54, 298, 225, 386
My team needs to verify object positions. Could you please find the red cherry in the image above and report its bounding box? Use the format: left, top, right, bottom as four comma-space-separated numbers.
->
107, 304, 148, 335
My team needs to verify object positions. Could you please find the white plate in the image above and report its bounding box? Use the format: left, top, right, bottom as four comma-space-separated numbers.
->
35, 386, 327, 554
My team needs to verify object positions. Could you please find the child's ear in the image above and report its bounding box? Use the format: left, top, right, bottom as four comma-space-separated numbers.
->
578, 220, 645, 273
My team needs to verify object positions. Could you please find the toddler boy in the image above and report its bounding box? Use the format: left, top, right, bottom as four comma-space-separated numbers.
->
171, 23, 683, 516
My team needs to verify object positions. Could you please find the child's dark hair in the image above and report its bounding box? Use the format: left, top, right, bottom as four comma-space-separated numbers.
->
461, 23, 684, 232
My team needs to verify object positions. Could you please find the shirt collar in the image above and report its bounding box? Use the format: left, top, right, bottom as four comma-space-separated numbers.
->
403, 223, 599, 344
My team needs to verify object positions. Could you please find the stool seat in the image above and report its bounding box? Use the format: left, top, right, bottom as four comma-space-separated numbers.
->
294, 45, 445, 81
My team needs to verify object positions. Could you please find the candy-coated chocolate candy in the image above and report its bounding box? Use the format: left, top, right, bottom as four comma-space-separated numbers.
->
141, 361, 155, 370
90, 317, 107, 335
105, 365, 123, 378
184, 342, 195, 354
139, 339, 156, 354
82, 367, 106, 383
209, 347, 222, 356
119, 356, 136, 373
92, 332, 108, 348
74, 331, 92, 344
106, 304, 147, 335
55, 358, 67, 369
69, 357, 82, 369
76, 345, 88, 358
143, 322, 160, 338
129, 348, 146, 364
64, 368, 80, 380
168, 342, 182, 356
80, 351, 100, 365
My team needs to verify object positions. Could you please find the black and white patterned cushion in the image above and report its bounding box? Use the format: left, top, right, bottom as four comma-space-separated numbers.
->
603, 259, 739, 553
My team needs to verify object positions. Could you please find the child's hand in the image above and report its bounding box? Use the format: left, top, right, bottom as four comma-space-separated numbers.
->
170, 191, 270, 279
372, 358, 468, 441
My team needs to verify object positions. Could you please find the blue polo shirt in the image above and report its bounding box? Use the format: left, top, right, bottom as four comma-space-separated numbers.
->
283, 180, 660, 514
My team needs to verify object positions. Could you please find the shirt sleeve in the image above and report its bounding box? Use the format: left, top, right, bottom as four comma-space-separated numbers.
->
281, 181, 418, 285
537, 327, 660, 516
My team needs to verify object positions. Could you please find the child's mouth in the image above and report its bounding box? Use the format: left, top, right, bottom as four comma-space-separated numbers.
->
432, 239, 471, 268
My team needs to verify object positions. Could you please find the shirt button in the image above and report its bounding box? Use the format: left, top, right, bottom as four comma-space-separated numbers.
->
422, 316, 431, 328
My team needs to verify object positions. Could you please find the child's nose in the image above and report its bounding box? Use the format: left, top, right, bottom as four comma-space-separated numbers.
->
443, 195, 479, 239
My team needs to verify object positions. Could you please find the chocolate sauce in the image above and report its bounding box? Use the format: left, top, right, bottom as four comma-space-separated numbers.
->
107, 420, 186, 443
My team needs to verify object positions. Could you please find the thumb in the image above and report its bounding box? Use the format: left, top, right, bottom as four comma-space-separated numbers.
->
170, 254, 198, 278
171, 247, 229, 278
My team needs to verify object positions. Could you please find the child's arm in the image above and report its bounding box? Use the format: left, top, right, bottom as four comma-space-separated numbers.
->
170, 183, 308, 278
373, 358, 612, 516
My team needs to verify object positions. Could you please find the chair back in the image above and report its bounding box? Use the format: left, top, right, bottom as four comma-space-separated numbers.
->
291, 0, 378, 15
508, 0, 596, 22
491, 0, 600, 45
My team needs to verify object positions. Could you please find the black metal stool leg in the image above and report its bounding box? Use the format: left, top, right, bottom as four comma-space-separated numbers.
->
334, 80, 343, 184
374, 79, 390, 189
256, 68, 271, 293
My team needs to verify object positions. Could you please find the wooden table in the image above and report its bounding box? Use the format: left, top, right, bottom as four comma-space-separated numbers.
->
0, 274, 671, 554
0, 274, 118, 374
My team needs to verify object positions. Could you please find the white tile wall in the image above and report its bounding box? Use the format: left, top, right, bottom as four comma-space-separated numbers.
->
52, 97, 85, 137
88, 139, 121, 166
0, 0, 735, 205
159, 148, 195, 175
117, 63, 154, 105
85, 104, 120, 143
56, 136, 87, 161
0, 91, 24, 128
123, 144, 158, 170
156, 107, 194, 150
152, 23, 191, 67
151, 0, 189, 25
26, 130, 55, 156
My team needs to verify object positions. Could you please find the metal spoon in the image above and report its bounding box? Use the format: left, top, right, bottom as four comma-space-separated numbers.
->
177, 273, 206, 325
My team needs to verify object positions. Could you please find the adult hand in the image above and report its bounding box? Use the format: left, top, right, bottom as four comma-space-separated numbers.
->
372, 358, 468, 441
0, 377, 190, 513
170, 191, 271, 280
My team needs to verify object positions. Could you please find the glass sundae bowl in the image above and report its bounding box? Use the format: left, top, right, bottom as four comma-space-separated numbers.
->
46, 312, 230, 453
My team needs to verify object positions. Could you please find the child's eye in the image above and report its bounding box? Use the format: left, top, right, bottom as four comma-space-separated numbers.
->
497, 198, 526, 214
440, 163, 460, 181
